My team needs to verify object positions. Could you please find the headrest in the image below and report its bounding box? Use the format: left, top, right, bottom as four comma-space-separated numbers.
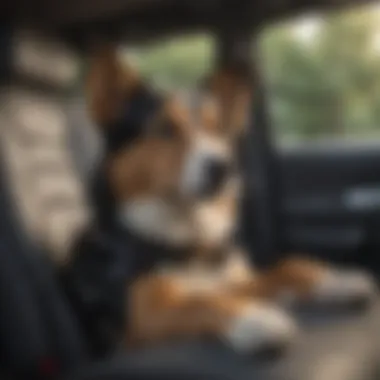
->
11, 29, 79, 92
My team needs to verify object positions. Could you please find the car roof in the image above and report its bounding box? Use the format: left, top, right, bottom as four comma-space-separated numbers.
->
4, 0, 375, 45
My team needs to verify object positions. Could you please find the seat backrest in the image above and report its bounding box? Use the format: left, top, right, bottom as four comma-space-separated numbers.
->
0, 27, 90, 376
1, 29, 92, 265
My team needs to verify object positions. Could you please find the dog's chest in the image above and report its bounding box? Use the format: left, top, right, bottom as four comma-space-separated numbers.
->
192, 178, 239, 246
193, 203, 235, 246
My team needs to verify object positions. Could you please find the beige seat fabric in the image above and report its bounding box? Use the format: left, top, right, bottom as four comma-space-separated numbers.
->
0, 31, 92, 265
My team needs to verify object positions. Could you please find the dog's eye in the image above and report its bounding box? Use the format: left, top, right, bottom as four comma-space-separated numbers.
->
155, 120, 180, 140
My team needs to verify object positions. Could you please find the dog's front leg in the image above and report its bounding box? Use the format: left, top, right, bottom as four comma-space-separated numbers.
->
223, 249, 376, 308
127, 274, 296, 353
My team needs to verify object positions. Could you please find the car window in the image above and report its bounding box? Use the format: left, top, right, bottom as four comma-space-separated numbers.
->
258, 4, 380, 148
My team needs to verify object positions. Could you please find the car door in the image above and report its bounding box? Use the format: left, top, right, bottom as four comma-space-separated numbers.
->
279, 142, 380, 267
257, 4, 380, 272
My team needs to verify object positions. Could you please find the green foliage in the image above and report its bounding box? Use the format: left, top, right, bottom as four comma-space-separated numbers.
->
260, 6, 380, 143
132, 35, 213, 90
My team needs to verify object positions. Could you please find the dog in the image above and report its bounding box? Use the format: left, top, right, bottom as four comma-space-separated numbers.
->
69, 43, 376, 354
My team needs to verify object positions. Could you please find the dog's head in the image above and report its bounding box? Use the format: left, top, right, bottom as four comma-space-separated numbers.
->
86, 44, 252, 246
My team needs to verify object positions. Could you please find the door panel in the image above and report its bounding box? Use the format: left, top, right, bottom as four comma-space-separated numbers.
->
278, 142, 380, 266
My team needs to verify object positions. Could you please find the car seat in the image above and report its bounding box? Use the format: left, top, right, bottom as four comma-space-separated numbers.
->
0, 27, 380, 380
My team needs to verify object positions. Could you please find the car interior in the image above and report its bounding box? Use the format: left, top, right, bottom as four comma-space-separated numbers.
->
1, 0, 380, 380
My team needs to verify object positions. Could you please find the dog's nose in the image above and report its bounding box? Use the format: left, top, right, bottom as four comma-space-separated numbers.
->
207, 159, 229, 185
204, 158, 230, 195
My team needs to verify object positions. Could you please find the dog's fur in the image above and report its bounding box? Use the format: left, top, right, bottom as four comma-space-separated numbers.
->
79, 44, 376, 353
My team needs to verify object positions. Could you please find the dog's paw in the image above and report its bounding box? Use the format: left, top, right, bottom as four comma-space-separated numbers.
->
270, 258, 377, 310
222, 303, 297, 354
311, 269, 377, 309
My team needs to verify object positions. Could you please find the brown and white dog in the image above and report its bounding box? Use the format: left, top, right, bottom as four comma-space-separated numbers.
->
84, 44, 376, 353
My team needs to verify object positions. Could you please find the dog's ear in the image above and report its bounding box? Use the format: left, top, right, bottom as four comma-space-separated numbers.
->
85, 43, 140, 127
203, 66, 253, 138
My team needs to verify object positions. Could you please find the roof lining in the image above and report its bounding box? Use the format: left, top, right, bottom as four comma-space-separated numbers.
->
5, 0, 376, 48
